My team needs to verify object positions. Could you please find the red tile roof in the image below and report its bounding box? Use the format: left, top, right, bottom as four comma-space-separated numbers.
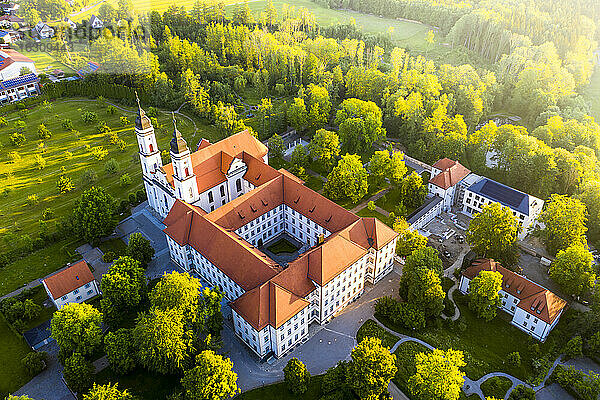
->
462, 259, 566, 324
43, 260, 95, 299
429, 159, 471, 190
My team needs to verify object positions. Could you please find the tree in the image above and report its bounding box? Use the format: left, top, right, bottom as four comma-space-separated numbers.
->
126, 232, 155, 267
21, 351, 48, 375
290, 144, 309, 168
104, 328, 136, 374
507, 352, 521, 368
389, 151, 408, 185
323, 154, 368, 203
284, 358, 311, 395
84, 383, 134, 400
539, 194, 587, 255
368, 150, 392, 187
399, 247, 444, 317
100, 256, 147, 324
268, 134, 285, 159
202, 287, 224, 337
401, 171, 426, 208
63, 352, 94, 394
508, 385, 535, 400
468, 270, 503, 321
150, 271, 202, 324
72, 186, 116, 244
466, 203, 521, 266
134, 307, 193, 374
181, 350, 239, 400
408, 349, 466, 400
38, 123, 52, 139
308, 129, 340, 171
550, 245, 596, 296
563, 336, 583, 360
393, 218, 428, 258
335, 98, 385, 153
51, 303, 103, 356
287, 98, 308, 131
587, 332, 600, 359
305, 84, 332, 131
347, 337, 397, 400
57, 168, 74, 194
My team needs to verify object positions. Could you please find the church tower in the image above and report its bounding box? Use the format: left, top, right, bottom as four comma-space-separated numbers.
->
134, 92, 162, 213
170, 113, 199, 204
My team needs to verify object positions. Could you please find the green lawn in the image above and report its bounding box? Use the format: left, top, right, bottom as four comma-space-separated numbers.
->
356, 207, 391, 226
0, 98, 219, 252
16, 48, 77, 75
98, 237, 128, 257
266, 238, 299, 254
0, 312, 33, 398
582, 66, 600, 123
356, 319, 399, 349
305, 175, 323, 192
480, 376, 512, 399
93, 367, 181, 400
379, 293, 567, 382
0, 238, 81, 297
238, 375, 324, 400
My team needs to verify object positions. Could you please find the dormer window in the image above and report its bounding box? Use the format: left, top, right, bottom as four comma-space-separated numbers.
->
536, 309, 541, 314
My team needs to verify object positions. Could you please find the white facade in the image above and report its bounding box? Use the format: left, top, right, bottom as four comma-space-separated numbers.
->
43, 280, 100, 309
459, 274, 563, 342
0, 50, 36, 80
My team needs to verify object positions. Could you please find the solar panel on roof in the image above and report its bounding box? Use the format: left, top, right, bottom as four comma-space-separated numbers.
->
478, 179, 526, 209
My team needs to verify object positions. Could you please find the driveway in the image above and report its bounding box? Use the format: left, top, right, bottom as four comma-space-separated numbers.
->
13, 341, 75, 400
223, 268, 403, 392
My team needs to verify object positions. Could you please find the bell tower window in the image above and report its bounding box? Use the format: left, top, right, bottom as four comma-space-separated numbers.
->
185, 167, 189, 177
149, 144, 154, 152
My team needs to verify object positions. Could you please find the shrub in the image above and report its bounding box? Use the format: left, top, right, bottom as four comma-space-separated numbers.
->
8, 151, 21, 162
443, 297, 455, 317
80, 168, 98, 186
97, 122, 111, 134
105, 158, 119, 175
116, 139, 127, 151
118, 199, 129, 214
102, 251, 116, 263
120, 116, 129, 125
27, 194, 39, 205
120, 173, 132, 187
34, 154, 46, 170
507, 384, 535, 400
57, 174, 74, 194
367, 201, 376, 211
42, 208, 54, 220
375, 296, 426, 330
128, 192, 137, 205
564, 336, 583, 360
507, 351, 521, 367
284, 358, 310, 395
10, 132, 26, 146
107, 105, 116, 115
91, 146, 109, 161
135, 189, 146, 203
82, 111, 98, 123
62, 118, 74, 130
21, 352, 48, 376
37, 124, 52, 139
107, 131, 119, 144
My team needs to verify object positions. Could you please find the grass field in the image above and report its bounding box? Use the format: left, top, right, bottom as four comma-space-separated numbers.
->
0, 312, 33, 398
0, 98, 220, 252
17, 49, 77, 75
379, 293, 567, 382
266, 238, 299, 254
238, 375, 324, 400
94, 367, 181, 399
356, 319, 398, 348
23, 285, 57, 331
480, 376, 512, 399
582, 66, 600, 123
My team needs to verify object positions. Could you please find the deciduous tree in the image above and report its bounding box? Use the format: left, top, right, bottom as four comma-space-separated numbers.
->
100, 256, 147, 324
466, 203, 521, 266
284, 358, 311, 395
72, 186, 116, 244
408, 349, 466, 400
393, 218, 427, 258
323, 154, 368, 203
84, 383, 134, 400
549, 245, 596, 296
126, 232, 155, 267
63, 352, 94, 395
308, 129, 340, 171
347, 337, 397, 400
181, 350, 239, 400
104, 328, 136, 374
401, 171, 426, 208
539, 194, 587, 255
468, 270, 503, 321
51, 303, 103, 356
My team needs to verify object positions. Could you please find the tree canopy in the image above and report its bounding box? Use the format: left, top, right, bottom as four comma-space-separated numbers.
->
408, 349, 466, 400
468, 270, 503, 321
181, 350, 239, 400
323, 154, 368, 203
51, 302, 103, 356
539, 194, 588, 255
347, 337, 397, 400
72, 186, 116, 244
550, 245, 596, 296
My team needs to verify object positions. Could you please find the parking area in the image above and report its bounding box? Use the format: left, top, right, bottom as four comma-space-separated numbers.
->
420, 212, 471, 269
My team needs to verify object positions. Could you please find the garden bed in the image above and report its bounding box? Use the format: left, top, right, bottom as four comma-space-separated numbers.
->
266, 238, 299, 254
357, 319, 399, 348
480, 376, 512, 399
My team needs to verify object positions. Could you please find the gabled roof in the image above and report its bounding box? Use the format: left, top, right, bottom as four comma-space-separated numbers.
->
231, 281, 310, 330
467, 178, 530, 215
43, 260, 95, 299
462, 259, 566, 324
163, 200, 281, 291
429, 158, 471, 190
341, 217, 398, 251
304, 234, 367, 286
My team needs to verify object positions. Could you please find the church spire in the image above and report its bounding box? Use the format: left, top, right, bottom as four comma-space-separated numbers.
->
170, 112, 188, 154
135, 91, 152, 131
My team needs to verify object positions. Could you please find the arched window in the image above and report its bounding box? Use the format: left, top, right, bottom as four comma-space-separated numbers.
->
149, 143, 154, 152
185, 167, 189, 177
236, 178, 242, 192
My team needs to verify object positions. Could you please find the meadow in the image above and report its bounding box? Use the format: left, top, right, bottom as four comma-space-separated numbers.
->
0, 98, 221, 252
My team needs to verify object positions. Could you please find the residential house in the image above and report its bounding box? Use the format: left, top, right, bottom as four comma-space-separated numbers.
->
459, 259, 566, 342
428, 158, 472, 211
0, 49, 36, 80
89, 15, 103, 29
32, 21, 54, 39
0, 73, 40, 104
42, 260, 100, 309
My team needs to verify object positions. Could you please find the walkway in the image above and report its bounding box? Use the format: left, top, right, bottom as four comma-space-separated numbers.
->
440, 248, 469, 322
372, 312, 564, 400
350, 187, 392, 213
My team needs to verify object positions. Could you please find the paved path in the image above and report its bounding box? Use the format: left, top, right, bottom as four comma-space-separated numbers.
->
440, 248, 469, 322
350, 188, 392, 213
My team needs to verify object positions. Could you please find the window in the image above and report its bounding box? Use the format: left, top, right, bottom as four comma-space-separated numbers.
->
184, 167, 189, 177
84, 283, 91, 288
61, 295, 67, 300
73, 289, 79, 295
208, 191, 214, 203
76, 295, 81, 300
236, 179, 242, 192
87, 290, 93, 295
220, 185, 225, 196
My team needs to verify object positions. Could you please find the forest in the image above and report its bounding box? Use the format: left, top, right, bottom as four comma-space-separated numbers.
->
34, 0, 600, 245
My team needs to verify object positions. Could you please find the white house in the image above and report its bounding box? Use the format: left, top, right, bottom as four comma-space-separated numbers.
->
89, 15, 103, 29
459, 259, 566, 342
32, 21, 54, 39
42, 260, 100, 309
0, 49, 36, 80
64, 17, 76, 30
461, 177, 544, 239
0, 73, 40, 105
142, 99, 399, 359
428, 158, 472, 211
0, 30, 11, 44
